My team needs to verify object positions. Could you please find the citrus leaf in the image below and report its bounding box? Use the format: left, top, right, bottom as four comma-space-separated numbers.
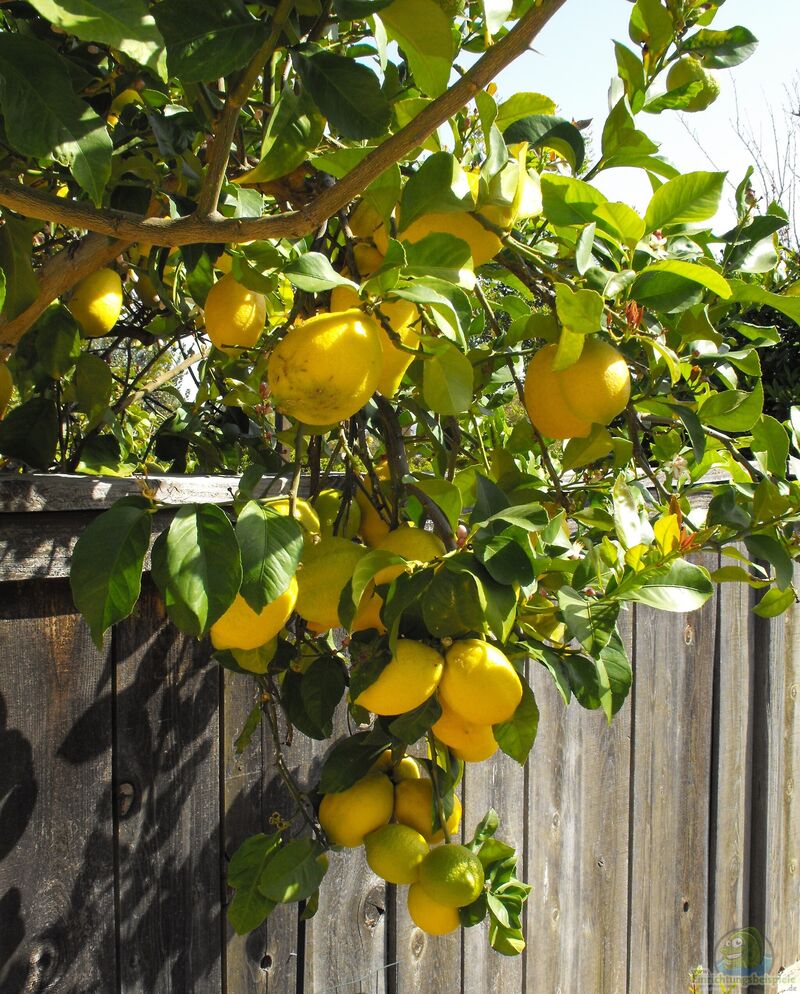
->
622, 558, 714, 612
422, 341, 474, 415
643, 171, 726, 232
236, 502, 303, 612
292, 48, 390, 140
753, 586, 796, 619
227, 832, 281, 935
379, 0, 453, 97
258, 839, 326, 904
493, 678, 538, 765
682, 26, 758, 69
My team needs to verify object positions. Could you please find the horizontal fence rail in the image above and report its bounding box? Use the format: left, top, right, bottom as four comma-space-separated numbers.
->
0, 476, 798, 994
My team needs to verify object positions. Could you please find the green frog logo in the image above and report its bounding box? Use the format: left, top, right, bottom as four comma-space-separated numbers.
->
715, 927, 773, 978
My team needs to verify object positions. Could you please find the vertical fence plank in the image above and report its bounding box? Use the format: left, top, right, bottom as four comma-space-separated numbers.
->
627, 557, 719, 993
115, 582, 223, 994
708, 575, 755, 957
524, 609, 632, 994
750, 571, 800, 978
0, 579, 116, 994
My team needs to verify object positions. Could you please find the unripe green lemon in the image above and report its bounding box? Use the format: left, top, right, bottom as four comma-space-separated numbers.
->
318, 773, 394, 848
440, 639, 522, 725
417, 843, 485, 908
666, 56, 720, 112
363, 823, 429, 884
68, 268, 123, 338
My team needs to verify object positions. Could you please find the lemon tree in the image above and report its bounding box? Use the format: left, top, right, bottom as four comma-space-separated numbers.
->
1, 0, 798, 959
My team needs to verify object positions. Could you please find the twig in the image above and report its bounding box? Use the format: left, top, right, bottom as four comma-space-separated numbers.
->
426, 731, 452, 845
625, 407, 671, 502
289, 420, 304, 517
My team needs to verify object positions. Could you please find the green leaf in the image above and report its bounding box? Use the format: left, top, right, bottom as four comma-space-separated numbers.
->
292, 49, 390, 140
614, 42, 646, 111
554, 284, 604, 336
409, 479, 462, 532
502, 116, 585, 173
633, 260, 731, 299
234, 706, 262, 755
70, 499, 152, 649
745, 534, 794, 590
562, 653, 606, 711
700, 380, 763, 432
493, 679, 538, 765
335, 0, 394, 15
153, 0, 270, 83
236, 502, 303, 612
643, 171, 726, 232
151, 504, 242, 636
597, 630, 632, 719
284, 253, 357, 292
28, 0, 167, 78
74, 354, 113, 424
601, 98, 658, 161
751, 415, 789, 479
422, 341, 474, 416
681, 26, 758, 69
730, 281, 800, 327
629, 0, 673, 59
474, 525, 534, 587
404, 234, 475, 287
236, 88, 325, 185
753, 586, 796, 619
378, 0, 453, 97
18, 305, 82, 382
0, 396, 59, 468
318, 730, 390, 793
398, 152, 474, 231
623, 559, 714, 612
540, 175, 608, 227
227, 832, 281, 935
387, 694, 442, 744
0, 216, 39, 320
258, 839, 326, 904
557, 586, 619, 657
495, 93, 556, 132
282, 656, 347, 740
0, 36, 111, 203
562, 425, 613, 470
593, 202, 646, 249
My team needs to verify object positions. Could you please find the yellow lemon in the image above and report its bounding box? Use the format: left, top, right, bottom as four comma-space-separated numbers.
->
559, 338, 631, 425
209, 578, 298, 651
263, 496, 321, 536
268, 309, 383, 424
523, 343, 593, 440
318, 773, 394, 847
295, 536, 383, 633
355, 465, 392, 546
417, 844, 485, 908
363, 823, 429, 884
349, 200, 390, 254
352, 243, 384, 277
373, 525, 447, 586
432, 704, 498, 763
355, 638, 444, 715
440, 639, 522, 725
107, 87, 142, 126
68, 268, 123, 338
314, 488, 361, 539
407, 882, 461, 935
204, 274, 266, 354
398, 211, 502, 267
0, 364, 13, 418
393, 778, 462, 843
395, 756, 421, 781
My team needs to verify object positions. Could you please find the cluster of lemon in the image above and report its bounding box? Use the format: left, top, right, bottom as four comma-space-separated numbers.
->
318, 752, 484, 935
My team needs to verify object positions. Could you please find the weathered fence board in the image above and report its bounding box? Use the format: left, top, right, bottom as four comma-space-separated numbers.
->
2, 481, 799, 994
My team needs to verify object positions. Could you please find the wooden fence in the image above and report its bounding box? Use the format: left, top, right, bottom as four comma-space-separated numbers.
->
0, 476, 798, 994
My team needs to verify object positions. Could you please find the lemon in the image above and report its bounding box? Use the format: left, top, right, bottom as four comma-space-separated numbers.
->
0, 364, 13, 418
68, 268, 123, 338
432, 704, 498, 763
318, 773, 394, 847
107, 87, 142, 126
204, 274, 266, 354
559, 338, 631, 425
407, 882, 461, 935
666, 56, 720, 112
373, 525, 447, 586
417, 843, 485, 908
263, 496, 321, 536
295, 536, 383, 633
394, 778, 462, 843
355, 466, 392, 546
349, 201, 390, 254
354, 638, 444, 715
314, 488, 361, 539
268, 309, 383, 424
395, 756, 421, 780
523, 343, 592, 440
398, 211, 503, 267
210, 578, 298, 651
352, 243, 384, 277
440, 639, 522, 725
363, 823, 429, 884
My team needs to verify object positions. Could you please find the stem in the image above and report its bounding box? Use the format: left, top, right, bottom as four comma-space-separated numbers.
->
289, 421, 304, 517
427, 731, 452, 845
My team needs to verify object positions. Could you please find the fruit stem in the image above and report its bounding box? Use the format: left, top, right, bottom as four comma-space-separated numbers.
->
427, 731, 453, 845
289, 421, 304, 518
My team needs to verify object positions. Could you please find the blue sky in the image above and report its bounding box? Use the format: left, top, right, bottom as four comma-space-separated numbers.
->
491, 0, 799, 226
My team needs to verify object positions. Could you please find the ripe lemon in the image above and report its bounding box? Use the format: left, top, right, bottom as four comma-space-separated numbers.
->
318, 773, 394, 848
363, 823, 429, 884
394, 778, 462, 843
440, 639, 522, 725
268, 309, 383, 424
373, 525, 447, 586
370, 751, 421, 780
209, 578, 298, 651
354, 638, 444, 715
559, 338, 631, 425
432, 704, 498, 763
407, 882, 461, 935
523, 343, 592, 440
314, 488, 361, 539
352, 243, 384, 277
107, 87, 142, 126
68, 268, 123, 338
204, 274, 266, 354
417, 843, 485, 908
263, 496, 321, 536
349, 201, 390, 254
398, 211, 502, 267
666, 56, 720, 112
355, 480, 392, 547
295, 536, 383, 633
0, 364, 13, 418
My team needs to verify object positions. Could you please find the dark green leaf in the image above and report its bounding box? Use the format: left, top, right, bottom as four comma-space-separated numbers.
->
474, 525, 535, 586
292, 49, 390, 140
557, 587, 619, 657
746, 534, 794, 590
234, 706, 262, 755
707, 487, 751, 530
470, 473, 509, 526
258, 839, 326, 904
421, 566, 486, 638
227, 832, 281, 934
0, 396, 59, 468
301, 656, 347, 739
682, 26, 758, 68
0, 215, 39, 320
335, 0, 394, 15
493, 679, 538, 765
237, 88, 325, 185
597, 630, 632, 719
236, 502, 302, 612
318, 729, 390, 793
623, 558, 714, 612
387, 694, 442, 744
70, 499, 152, 649
503, 115, 585, 172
